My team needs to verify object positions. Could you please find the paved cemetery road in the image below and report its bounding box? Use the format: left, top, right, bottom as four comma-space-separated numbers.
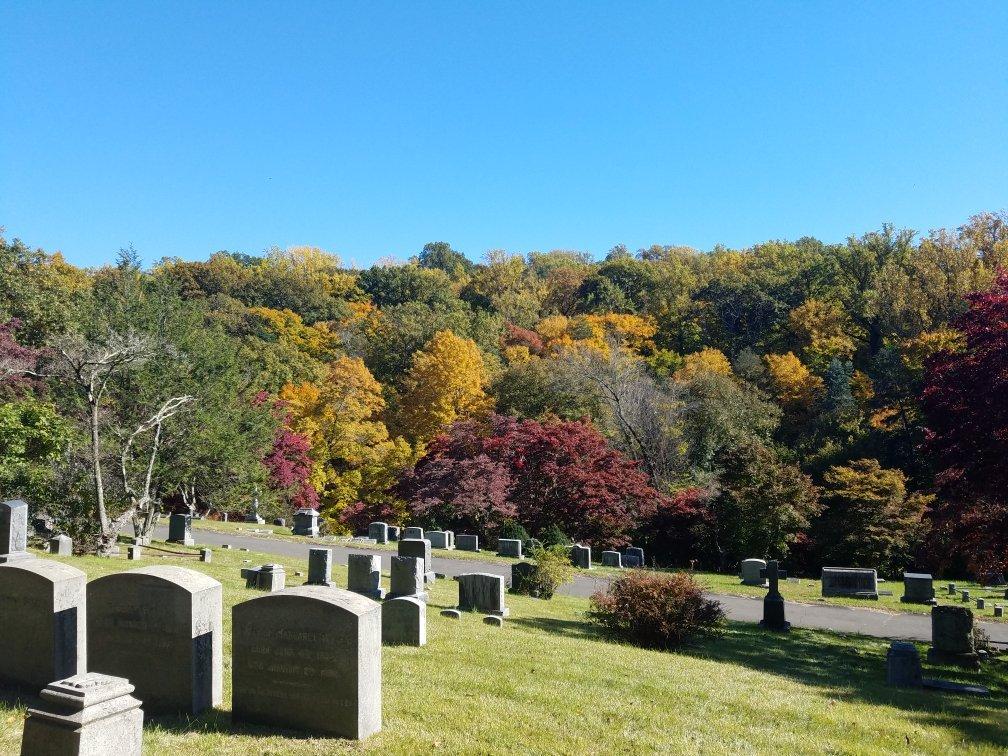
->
158, 525, 1008, 646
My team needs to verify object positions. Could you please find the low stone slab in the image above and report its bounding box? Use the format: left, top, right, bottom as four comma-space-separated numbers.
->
740, 558, 768, 587
601, 550, 622, 568
20, 673, 143, 756
232, 586, 382, 739
821, 567, 879, 599
403, 526, 424, 540
427, 530, 454, 550
458, 572, 508, 617
440, 609, 461, 620
497, 538, 522, 559
348, 553, 385, 600
0, 559, 87, 691
382, 596, 426, 646
483, 615, 504, 627
87, 566, 223, 714
456, 534, 479, 552
901, 572, 935, 604
886, 641, 922, 688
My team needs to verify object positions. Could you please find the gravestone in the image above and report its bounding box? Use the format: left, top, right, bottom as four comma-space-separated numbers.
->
457, 572, 508, 616
961, 590, 970, 602
976, 598, 986, 610
388, 526, 400, 541
979, 572, 1006, 586
497, 538, 523, 559
601, 550, 622, 568
441, 609, 461, 619
307, 548, 333, 586
245, 496, 265, 525
403, 526, 424, 540
927, 605, 979, 669
759, 560, 790, 631
348, 553, 385, 599
901, 572, 936, 604
886, 642, 923, 688
292, 508, 320, 537
368, 522, 389, 544
995, 605, 1004, 618
168, 513, 195, 547
622, 547, 644, 568
428, 530, 454, 550
242, 563, 286, 591
511, 561, 537, 595
1, 498, 31, 564
273, 518, 286, 527
382, 596, 426, 646
232, 585, 382, 739
571, 544, 591, 569
821, 567, 879, 599
19, 673, 143, 756
49, 534, 73, 556
389, 556, 427, 600
947, 583, 956, 595
200, 548, 212, 563
126, 545, 142, 560
87, 566, 223, 713
456, 534, 480, 552
740, 558, 768, 587
0, 559, 87, 691
398, 538, 434, 583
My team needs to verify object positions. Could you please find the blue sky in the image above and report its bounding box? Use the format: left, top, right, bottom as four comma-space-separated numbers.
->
2, 1, 1006, 268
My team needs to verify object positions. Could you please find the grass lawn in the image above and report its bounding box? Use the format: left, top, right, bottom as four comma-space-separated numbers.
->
1, 541, 1006, 754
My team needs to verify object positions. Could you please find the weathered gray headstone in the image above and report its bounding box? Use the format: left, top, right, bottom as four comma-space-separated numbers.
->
458, 572, 508, 616
242, 563, 286, 591
961, 589, 970, 602
622, 547, 644, 568
49, 534, 73, 556
927, 605, 979, 668
368, 522, 389, 544
901, 572, 935, 604
821, 567, 879, 599
19, 673, 143, 756
976, 598, 986, 610
570, 544, 591, 569
348, 553, 385, 599
382, 595, 426, 646
292, 508, 319, 536
995, 605, 1004, 618
740, 558, 768, 587
456, 534, 479, 552
427, 530, 454, 550
398, 538, 434, 583
232, 585, 382, 739
167, 513, 195, 547
126, 545, 142, 560
497, 538, 522, 559
389, 555, 427, 600
0, 559, 87, 691
441, 608, 461, 619
87, 565, 223, 714
388, 525, 400, 541
483, 615, 504, 627
199, 548, 212, 563
886, 641, 922, 688
307, 547, 333, 586
947, 583, 956, 595
601, 550, 622, 568
1, 498, 31, 564
403, 526, 424, 540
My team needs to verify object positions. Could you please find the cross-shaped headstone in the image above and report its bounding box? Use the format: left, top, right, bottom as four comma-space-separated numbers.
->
761, 560, 786, 596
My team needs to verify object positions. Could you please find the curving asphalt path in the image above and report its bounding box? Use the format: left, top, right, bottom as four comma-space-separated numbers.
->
159, 525, 1008, 646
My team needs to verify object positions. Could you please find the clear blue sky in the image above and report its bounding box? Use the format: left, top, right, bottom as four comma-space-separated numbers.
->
2, 2, 1006, 268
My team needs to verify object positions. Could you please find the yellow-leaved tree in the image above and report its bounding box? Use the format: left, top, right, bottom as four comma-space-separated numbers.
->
764, 352, 824, 410
398, 330, 493, 444
672, 347, 733, 381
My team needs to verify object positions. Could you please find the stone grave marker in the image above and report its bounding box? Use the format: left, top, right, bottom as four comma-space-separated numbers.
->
389, 555, 427, 600
126, 545, 142, 560
570, 544, 591, 569
167, 513, 195, 547
398, 538, 434, 583
49, 534, 73, 556
403, 526, 424, 540
87, 565, 223, 714
388, 525, 400, 541
900, 572, 936, 604
886, 641, 922, 688
821, 567, 879, 599
382, 596, 426, 646
759, 560, 790, 631
601, 550, 622, 568
947, 583, 956, 595
961, 589, 970, 602
457, 572, 509, 616
199, 548, 212, 563
307, 547, 333, 586
19, 673, 143, 756
348, 553, 385, 599
368, 522, 389, 544
497, 538, 522, 559
622, 547, 644, 568
1, 498, 31, 564
427, 530, 454, 550
740, 558, 768, 587
976, 598, 986, 610
995, 605, 1004, 618
927, 605, 979, 668
242, 563, 286, 591
232, 585, 382, 739
456, 534, 480, 552
292, 508, 320, 536
0, 559, 87, 691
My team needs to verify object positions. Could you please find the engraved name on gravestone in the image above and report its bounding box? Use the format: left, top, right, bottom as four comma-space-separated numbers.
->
0, 559, 87, 691
232, 585, 382, 739
1, 499, 31, 563
87, 566, 223, 714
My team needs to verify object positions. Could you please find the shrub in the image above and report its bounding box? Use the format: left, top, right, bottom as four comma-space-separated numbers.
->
588, 571, 724, 649
497, 519, 530, 545
539, 523, 572, 547
513, 545, 576, 599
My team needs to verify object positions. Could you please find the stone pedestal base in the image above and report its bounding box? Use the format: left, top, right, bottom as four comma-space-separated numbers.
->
926, 648, 981, 670
760, 595, 790, 632
20, 673, 143, 756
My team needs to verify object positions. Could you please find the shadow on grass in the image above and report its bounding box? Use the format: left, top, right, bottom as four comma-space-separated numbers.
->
142, 710, 322, 741
509, 615, 606, 642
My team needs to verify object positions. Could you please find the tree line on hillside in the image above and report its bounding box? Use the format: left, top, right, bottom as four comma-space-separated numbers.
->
1, 214, 1006, 576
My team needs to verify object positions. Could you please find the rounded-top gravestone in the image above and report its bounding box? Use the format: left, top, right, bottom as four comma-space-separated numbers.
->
87, 566, 223, 714
232, 585, 382, 739
0, 558, 87, 691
